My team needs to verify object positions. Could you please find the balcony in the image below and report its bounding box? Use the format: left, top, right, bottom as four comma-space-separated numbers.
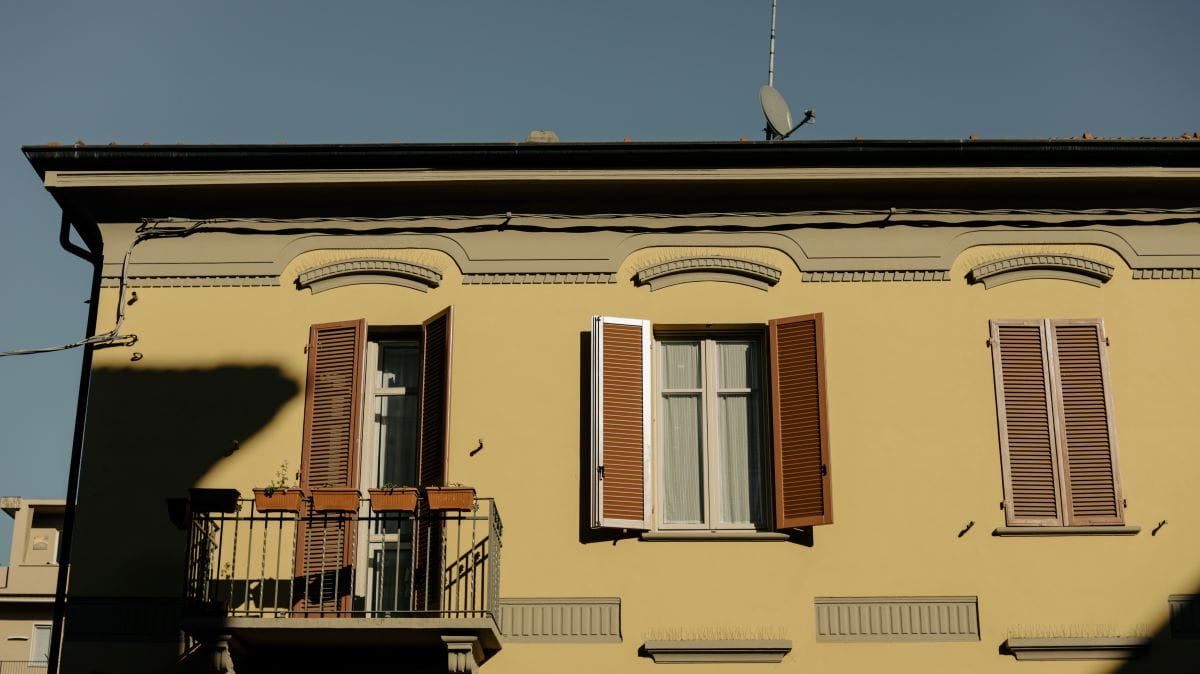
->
180, 492, 502, 672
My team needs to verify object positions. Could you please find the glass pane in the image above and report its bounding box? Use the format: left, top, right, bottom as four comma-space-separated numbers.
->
718, 341, 757, 389
718, 393, 761, 525
379, 343, 419, 389
377, 394, 418, 487
661, 341, 700, 389
372, 545, 413, 614
662, 394, 704, 524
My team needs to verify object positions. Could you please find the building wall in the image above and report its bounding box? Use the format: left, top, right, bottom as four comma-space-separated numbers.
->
60, 223, 1200, 672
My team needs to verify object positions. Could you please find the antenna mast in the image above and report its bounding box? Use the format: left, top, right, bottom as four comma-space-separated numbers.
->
767, 0, 778, 87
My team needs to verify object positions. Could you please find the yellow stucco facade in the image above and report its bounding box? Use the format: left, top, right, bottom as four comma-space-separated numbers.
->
24, 140, 1200, 673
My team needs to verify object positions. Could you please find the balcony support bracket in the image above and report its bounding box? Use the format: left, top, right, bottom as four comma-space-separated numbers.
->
443, 635, 483, 674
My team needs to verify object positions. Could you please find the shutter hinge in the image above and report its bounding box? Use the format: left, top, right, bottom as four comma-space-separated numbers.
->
1122, 498, 1127, 508
1106, 337, 1110, 346
1000, 500, 1006, 510
598, 465, 605, 480
820, 464, 827, 476
986, 338, 993, 348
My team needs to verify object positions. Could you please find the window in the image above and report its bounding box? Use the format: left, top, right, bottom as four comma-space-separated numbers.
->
295, 309, 452, 614
590, 314, 832, 533
30, 623, 51, 662
990, 319, 1124, 526
658, 336, 765, 529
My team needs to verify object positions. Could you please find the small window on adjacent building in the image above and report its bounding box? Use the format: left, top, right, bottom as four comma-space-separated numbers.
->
990, 319, 1125, 526
590, 314, 833, 533
30, 623, 51, 662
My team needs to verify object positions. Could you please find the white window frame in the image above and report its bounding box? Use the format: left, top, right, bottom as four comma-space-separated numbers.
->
653, 332, 768, 531
355, 336, 421, 613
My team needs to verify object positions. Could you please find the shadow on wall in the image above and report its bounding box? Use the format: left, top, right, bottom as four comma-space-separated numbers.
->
71, 365, 299, 596
1109, 590, 1200, 674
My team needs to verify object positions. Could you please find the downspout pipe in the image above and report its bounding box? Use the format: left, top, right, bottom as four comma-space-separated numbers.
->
47, 213, 102, 674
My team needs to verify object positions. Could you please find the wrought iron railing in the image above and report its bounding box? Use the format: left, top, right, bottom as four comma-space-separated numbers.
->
183, 496, 501, 623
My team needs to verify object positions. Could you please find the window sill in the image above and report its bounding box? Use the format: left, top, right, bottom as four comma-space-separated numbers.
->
643, 639, 792, 663
640, 531, 791, 542
1003, 637, 1150, 660
992, 525, 1140, 537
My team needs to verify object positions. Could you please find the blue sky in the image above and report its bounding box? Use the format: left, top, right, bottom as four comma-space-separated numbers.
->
0, 0, 1196, 561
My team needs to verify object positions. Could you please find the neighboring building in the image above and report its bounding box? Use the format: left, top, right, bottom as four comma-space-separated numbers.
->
21, 139, 1200, 673
0, 497, 64, 670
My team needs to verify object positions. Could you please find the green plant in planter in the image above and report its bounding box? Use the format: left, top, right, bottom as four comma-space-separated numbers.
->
263, 461, 293, 497
253, 461, 307, 513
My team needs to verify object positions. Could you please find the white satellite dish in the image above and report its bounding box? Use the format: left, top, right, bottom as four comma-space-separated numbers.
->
758, 0, 814, 140
759, 85, 815, 141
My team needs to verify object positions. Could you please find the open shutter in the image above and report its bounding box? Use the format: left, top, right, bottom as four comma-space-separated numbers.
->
417, 307, 453, 487
1050, 320, 1124, 525
769, 313, 832, 528
590, 316, 651, 530
991, 320, 1063, 526
296, 319, 366, 615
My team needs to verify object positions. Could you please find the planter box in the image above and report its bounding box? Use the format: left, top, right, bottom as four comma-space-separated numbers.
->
188, 488, 242, 513
368, 487, 419, 513
252, 487, 307, 514
310, 487, 361, 513
425, 486, 476, 511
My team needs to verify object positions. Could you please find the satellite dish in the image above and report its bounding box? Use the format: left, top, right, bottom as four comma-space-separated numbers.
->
759, 85, 815, 141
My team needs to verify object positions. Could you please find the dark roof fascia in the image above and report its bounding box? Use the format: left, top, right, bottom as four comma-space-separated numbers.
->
23, 139, 1200, 178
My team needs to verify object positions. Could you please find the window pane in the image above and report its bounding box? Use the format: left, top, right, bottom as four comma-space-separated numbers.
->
662, 342, 700, 389
718, 341, 757, 389
662, 394, 704, 524
377, 394, 419, 487
719, 393, 762, 525
379, 343, 419, 389
372, 546, 413, 613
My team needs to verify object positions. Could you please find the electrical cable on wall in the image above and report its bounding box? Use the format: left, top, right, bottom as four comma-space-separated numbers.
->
0, 220, 201, 358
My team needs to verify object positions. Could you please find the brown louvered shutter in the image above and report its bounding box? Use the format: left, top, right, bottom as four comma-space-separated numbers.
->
991, 320, 1063, 526
417, 307, 453, 487
769, 313, 832, 528
413, 308, 452, 613
296, 319, 366, 615
590, 316, 651, 530
1050, 320, 1124, 525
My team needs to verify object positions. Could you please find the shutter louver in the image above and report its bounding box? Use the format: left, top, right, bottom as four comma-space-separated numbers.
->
1051, 321, 1124, 525
770, 313, 832, 528
418, 307, 453, 487
991, 321, 1062, 525
296, 319, 366, 615
590, 316, 651, 530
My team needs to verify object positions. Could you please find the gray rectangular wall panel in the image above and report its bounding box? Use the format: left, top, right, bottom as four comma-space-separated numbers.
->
815, 596, 979, 642
499, 597, 621, 642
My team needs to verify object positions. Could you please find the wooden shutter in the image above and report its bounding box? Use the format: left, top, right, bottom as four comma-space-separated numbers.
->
414, 307, 452, 614
296, 319, 366, 615
590, 316, 651, 530
769, 313, 832, 528
991, 320, 1063, 526
1050, 320, 1124, 525
417, 307, 453, 487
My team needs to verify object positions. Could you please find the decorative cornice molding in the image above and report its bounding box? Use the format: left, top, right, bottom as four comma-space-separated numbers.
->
642, 640, 792, 664
814, 597, 979, 642
1002, 637, 1151, 661
462, 272, 614, 285
101, 275, 279, 288
296, 258, 442, 294
633, 256, 782, 291
802, 270, 949, 282
1132, 268, 1200, 279
968, 254, 1114, 288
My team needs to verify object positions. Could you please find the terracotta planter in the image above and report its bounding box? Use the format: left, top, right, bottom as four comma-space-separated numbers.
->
425, 486, 476, 511
252, 487, 307, 514
188, 488, 242, 513
310, 487, 361, 513
368, 487, 419, 513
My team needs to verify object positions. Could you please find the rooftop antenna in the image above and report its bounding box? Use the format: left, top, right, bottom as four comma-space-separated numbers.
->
760, 0, 815, 140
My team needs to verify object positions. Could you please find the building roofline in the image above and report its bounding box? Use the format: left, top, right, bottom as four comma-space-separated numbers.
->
23, 138, 1200, 177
